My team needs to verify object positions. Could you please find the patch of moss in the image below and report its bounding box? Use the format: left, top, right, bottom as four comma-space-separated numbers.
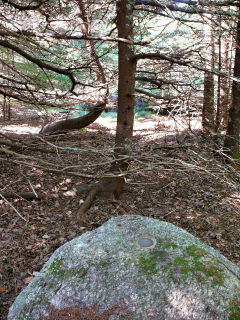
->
173, 256, 189, 275
47, 257, 65, 277
229, 300, 240, 320
165, 245, 225, 286
233, 152, 240, 160
186, 244, 206, 259
137, 255, 158, 275
186, 245, 225, 286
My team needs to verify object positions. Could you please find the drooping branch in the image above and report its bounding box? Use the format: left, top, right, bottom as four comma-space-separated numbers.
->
77, 0, 107, 85
0, 86, 81, 107
135, 88, 175, 100
133, 52, 192, 65
39, 102, 106, 134
135, 76, 194, 88
133, 52, 240, 82
0, 28, 148, 45
135, 0, 240, 17
136, 0, 240, 7
0, 39, 77, 92
39, 1, 109, 135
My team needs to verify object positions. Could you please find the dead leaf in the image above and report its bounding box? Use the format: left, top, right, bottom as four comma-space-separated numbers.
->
23, 276, 33, 284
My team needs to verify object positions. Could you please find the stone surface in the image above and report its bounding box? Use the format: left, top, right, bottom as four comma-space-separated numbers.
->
8, 215, 240, 320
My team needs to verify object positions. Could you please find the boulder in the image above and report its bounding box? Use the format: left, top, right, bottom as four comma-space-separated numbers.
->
8, 215, 240, 320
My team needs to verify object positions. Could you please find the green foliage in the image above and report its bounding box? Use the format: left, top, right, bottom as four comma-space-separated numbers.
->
22, 222, 29, 230
233, 152, 240, 160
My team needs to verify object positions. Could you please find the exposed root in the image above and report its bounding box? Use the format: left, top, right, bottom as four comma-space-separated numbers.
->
76, 177, 125, 220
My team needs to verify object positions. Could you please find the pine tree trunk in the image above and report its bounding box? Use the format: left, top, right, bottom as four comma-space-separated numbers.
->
77, 0, 136, 219
202, 23, 215, 132
220, 38, 230, 129
224, 11, 240, 157
115, 0, 136, 160
215, 17, 222, 132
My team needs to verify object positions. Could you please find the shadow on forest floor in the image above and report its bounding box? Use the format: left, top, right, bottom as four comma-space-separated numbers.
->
0, 112, 239, 319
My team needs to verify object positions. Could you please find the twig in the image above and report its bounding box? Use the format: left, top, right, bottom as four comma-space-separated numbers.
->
0, 147, 57, 166
26, 179, 38, 198
0, 157, 127, 179
153, 143, 193, 150
0, 133, 55, 153
0, 192, 27, 222
34, 135, 61, 155
62, 156, 130, 170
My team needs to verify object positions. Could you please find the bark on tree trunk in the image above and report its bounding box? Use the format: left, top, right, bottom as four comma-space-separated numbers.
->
220, 38, 231, 129
106, 0, 137, 196
77, 0, 136, 219
215, 17, 222, 132
202, 22, 215, 132
115, 0, 136, 160
224, 11, 240, 157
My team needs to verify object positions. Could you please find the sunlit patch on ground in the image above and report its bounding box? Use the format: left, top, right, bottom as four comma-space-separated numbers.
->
0, 124, 40, 134
0, 110, 239, 320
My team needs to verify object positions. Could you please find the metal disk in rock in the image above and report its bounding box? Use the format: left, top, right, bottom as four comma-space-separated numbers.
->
8, 215, 240, 320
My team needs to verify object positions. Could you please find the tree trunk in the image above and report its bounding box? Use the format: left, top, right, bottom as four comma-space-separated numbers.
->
202, 22, 215, 132
224, 11, 240, 157
215, 17, 222, 132
77, 0, 136, 219
115, 0, 136, 159
107, 0, 137, 195
220, 38, 231, 129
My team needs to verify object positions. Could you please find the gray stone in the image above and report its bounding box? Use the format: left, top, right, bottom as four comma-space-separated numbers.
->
8, 215, 240, 320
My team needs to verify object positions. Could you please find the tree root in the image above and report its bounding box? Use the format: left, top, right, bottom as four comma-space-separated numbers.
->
76, 177, 125, 220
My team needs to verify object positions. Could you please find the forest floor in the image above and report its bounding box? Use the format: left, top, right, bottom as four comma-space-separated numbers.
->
1, 108, 240, 319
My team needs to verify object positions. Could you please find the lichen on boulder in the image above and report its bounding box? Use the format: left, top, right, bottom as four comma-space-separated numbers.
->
8, 215, 240, 320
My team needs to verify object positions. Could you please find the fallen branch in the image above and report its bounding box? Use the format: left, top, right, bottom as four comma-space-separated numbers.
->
0, 147, 57, 166
0, 192, 44, 200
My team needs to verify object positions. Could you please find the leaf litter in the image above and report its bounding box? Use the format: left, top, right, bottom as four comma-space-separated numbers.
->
0, 114, 240, 319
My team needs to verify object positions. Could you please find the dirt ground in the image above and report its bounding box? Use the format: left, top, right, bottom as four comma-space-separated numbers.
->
0, 110, 240, 319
